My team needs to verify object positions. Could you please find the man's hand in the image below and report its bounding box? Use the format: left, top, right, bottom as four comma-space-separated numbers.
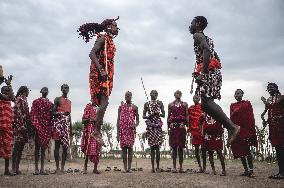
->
100, 70, 108, 81
5, 75, 13, 85
261, 96, 267, 105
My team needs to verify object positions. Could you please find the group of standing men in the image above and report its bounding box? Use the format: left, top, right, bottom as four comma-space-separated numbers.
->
0, 67, 72, 175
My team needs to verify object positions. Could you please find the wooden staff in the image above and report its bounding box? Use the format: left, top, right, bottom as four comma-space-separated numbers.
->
104, 37, 110, 96
190, 61, 197, 94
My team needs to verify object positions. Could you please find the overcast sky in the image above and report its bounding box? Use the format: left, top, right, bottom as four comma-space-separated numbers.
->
1, 0, 284, 144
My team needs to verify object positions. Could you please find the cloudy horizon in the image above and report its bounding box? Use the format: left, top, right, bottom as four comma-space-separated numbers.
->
1, 0, 284, 145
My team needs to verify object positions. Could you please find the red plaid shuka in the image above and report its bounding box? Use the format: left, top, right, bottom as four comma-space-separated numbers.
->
81, 104, 101, 164
230, 100, 257, 158
13, 95, 31, 143
0, 100, 13, 159
119, 102, 137, 148
188, 104, 203, 146
89, 33, 116, 105
30, 97, 53, 149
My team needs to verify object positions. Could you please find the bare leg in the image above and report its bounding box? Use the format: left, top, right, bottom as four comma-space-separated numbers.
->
4, 159, 10, 175
12, 142, 19, 173
201, 97, 239, 144
240, 157, 249, 175
93, 163, 99, 174
122, 147, 127, 172
61, 147, 68, 172
194, 145, 202, 171
201, 148, 207, 172
94, 95, 109, 135
208, 151, 216, 175
247, 153, 254, 174
84, 156, 88, 174
172, 147, 177, 171
156, 146, 160, 170
54, 140, 60, 172
150, 146, 155, 172
40, 148, 47, 174
178, 148, 184, 172
16, 142, 25, 174
34, 137, 40, 174
216, 150, 226, 176
128, 147, 133, 172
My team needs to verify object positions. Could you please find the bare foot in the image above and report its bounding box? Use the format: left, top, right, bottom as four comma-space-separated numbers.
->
227, 125, 240, 146
220, 170, 227, 176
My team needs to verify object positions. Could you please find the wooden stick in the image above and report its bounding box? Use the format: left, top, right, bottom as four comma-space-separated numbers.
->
190, 61, 197, 94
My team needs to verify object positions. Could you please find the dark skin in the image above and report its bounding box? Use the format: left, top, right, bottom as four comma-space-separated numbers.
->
234, 89, 254, 177
189, 95, 203, 172
82, 99, 100, 174
261, 85, 283, 128
189, 18, 239, 145
117, 92, 139, 173
167, 90, 189, 172
261, 85, 284, 178
142, 90, 165, 173
0, 76, 15, 176
12, 89, 29, 175
52, 84, 72, 174
199, 114, 226, 176
89, 21, 119, 138
0, 75, 14, 101
33, 87, 49, 175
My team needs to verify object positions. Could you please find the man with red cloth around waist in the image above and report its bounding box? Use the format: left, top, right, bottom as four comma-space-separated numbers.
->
51, 84, 72, 174
117, 91, 139, 173
30, 87, 53, 175
261, 83, 284, 180
168, 90, 189, 173
230, 89, 257, 177
188, 94, 203, 172
0, 75, 15, 176
81, 99, 102, 174
199, 114, 226, 176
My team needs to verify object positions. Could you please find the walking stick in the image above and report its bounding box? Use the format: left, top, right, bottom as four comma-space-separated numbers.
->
190, 61, 197, 94
140, 77, 149, 101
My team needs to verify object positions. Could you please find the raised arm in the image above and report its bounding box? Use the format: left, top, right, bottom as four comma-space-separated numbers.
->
193, 33, 210, 74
